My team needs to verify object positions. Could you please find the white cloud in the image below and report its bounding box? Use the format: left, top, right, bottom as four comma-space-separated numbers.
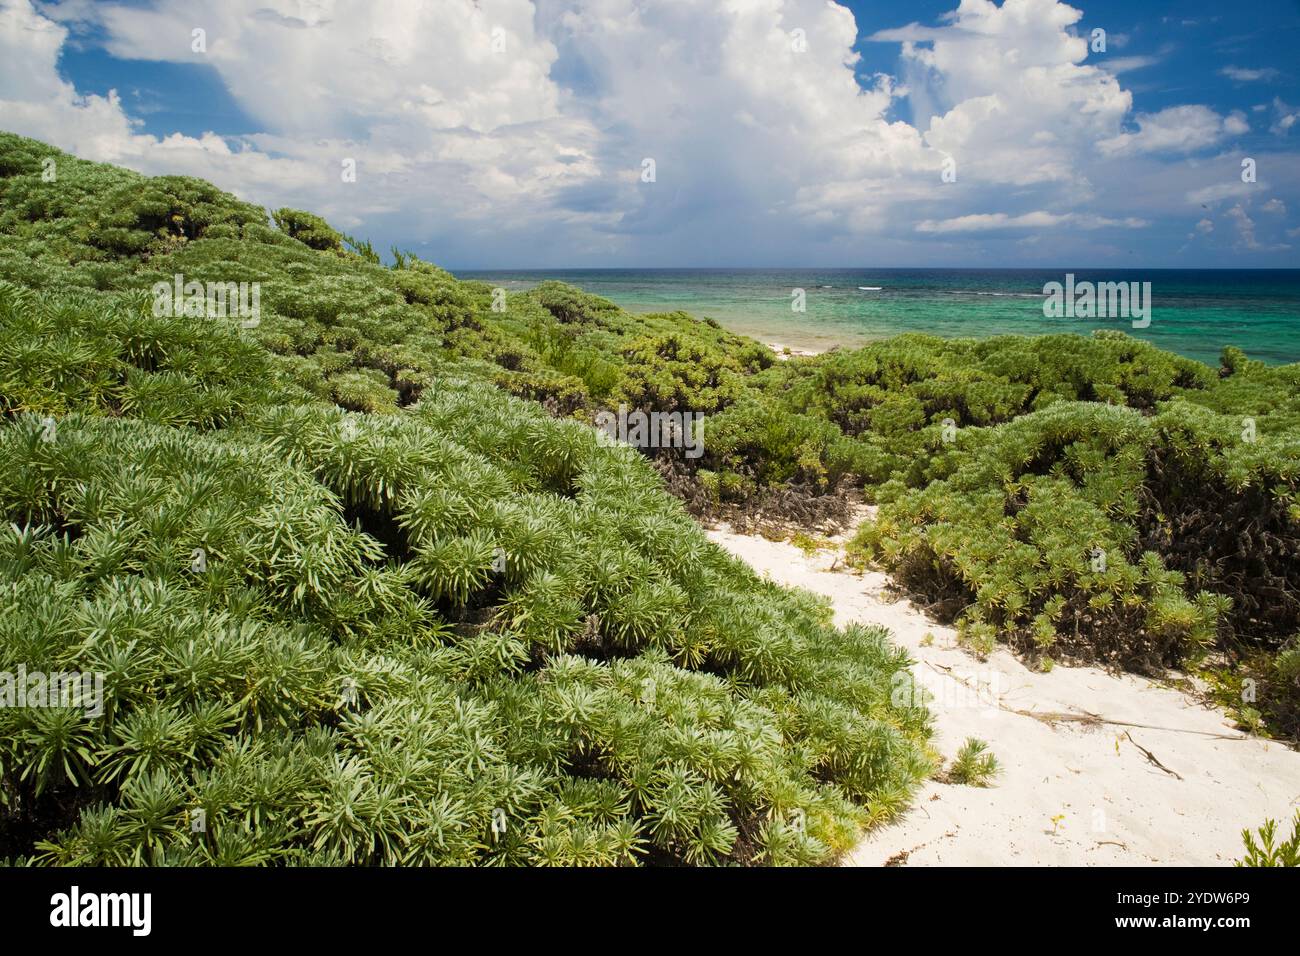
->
1098, 105, 1249, 156
1271, 97, 1299, 135
0, 0, 146, 158
1187, 180, 1256, 206
886, 0, 1132, 187
0, 0, 1295, 266
1220, 201, 1292, 251
1225, 203, 1258, 248
93, 0, 564, 137
1101, 56, 1161, 74
1220, 66, 1280, 83
916, 210, 1147, 233
5, 0, 607, 243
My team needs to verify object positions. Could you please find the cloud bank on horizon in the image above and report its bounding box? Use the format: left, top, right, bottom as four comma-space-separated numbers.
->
1, 0, 1298, 268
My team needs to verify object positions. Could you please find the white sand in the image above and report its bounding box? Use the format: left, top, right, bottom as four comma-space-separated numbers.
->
706, 524, 1300, 866
765, 341, 821, 360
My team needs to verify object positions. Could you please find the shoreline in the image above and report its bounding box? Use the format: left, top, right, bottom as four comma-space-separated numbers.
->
459, 272, 1300, 367
765, 341, 823, 360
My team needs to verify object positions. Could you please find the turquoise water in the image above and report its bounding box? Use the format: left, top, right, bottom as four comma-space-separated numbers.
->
457, 268, 1300, 366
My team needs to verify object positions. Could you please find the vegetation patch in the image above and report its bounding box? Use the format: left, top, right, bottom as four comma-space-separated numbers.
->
0, 133, 933, 866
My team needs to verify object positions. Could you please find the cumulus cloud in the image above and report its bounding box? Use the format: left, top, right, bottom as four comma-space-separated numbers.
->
1225, 203, 1258, 248
91, 0, 565, 137
1, 0, 152, 159
0, 0, 1295, 265
1, 0, 339, 203
8, 0, 609, 244
881, 0, 1132, 187
1223, 201, 1292, 252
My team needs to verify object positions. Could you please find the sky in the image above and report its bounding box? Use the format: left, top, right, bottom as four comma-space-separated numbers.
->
2, 0, 1299, 269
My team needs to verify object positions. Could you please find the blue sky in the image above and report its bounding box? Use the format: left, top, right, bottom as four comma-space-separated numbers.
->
4, 0, 1300, 268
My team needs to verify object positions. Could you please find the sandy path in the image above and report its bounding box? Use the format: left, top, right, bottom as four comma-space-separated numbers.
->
707, 526, 1300, 866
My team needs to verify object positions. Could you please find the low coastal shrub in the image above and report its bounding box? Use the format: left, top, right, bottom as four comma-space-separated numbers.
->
0, 133, 933, 866
699, 326, 1298, 727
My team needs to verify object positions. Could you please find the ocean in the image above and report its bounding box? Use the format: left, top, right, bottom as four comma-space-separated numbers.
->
456, 268, 1300, 366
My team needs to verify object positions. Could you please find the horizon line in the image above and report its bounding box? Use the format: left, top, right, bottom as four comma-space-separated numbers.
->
450, 265, 1300, 272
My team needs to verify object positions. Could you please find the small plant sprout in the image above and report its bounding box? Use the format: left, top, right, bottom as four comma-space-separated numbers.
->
1237, 706, 1264, 734
1236, 811, 1300, 867
944, 738, 999, 787
789, 531, 829, 555
1050, 814, 1066, 835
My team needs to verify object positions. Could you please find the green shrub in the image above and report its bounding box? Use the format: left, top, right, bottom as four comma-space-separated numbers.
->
272, 208, 343, 253
0, 133, 934, 865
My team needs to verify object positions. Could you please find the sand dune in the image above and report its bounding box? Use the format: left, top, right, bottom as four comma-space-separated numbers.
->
706, 524, 1300, 866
